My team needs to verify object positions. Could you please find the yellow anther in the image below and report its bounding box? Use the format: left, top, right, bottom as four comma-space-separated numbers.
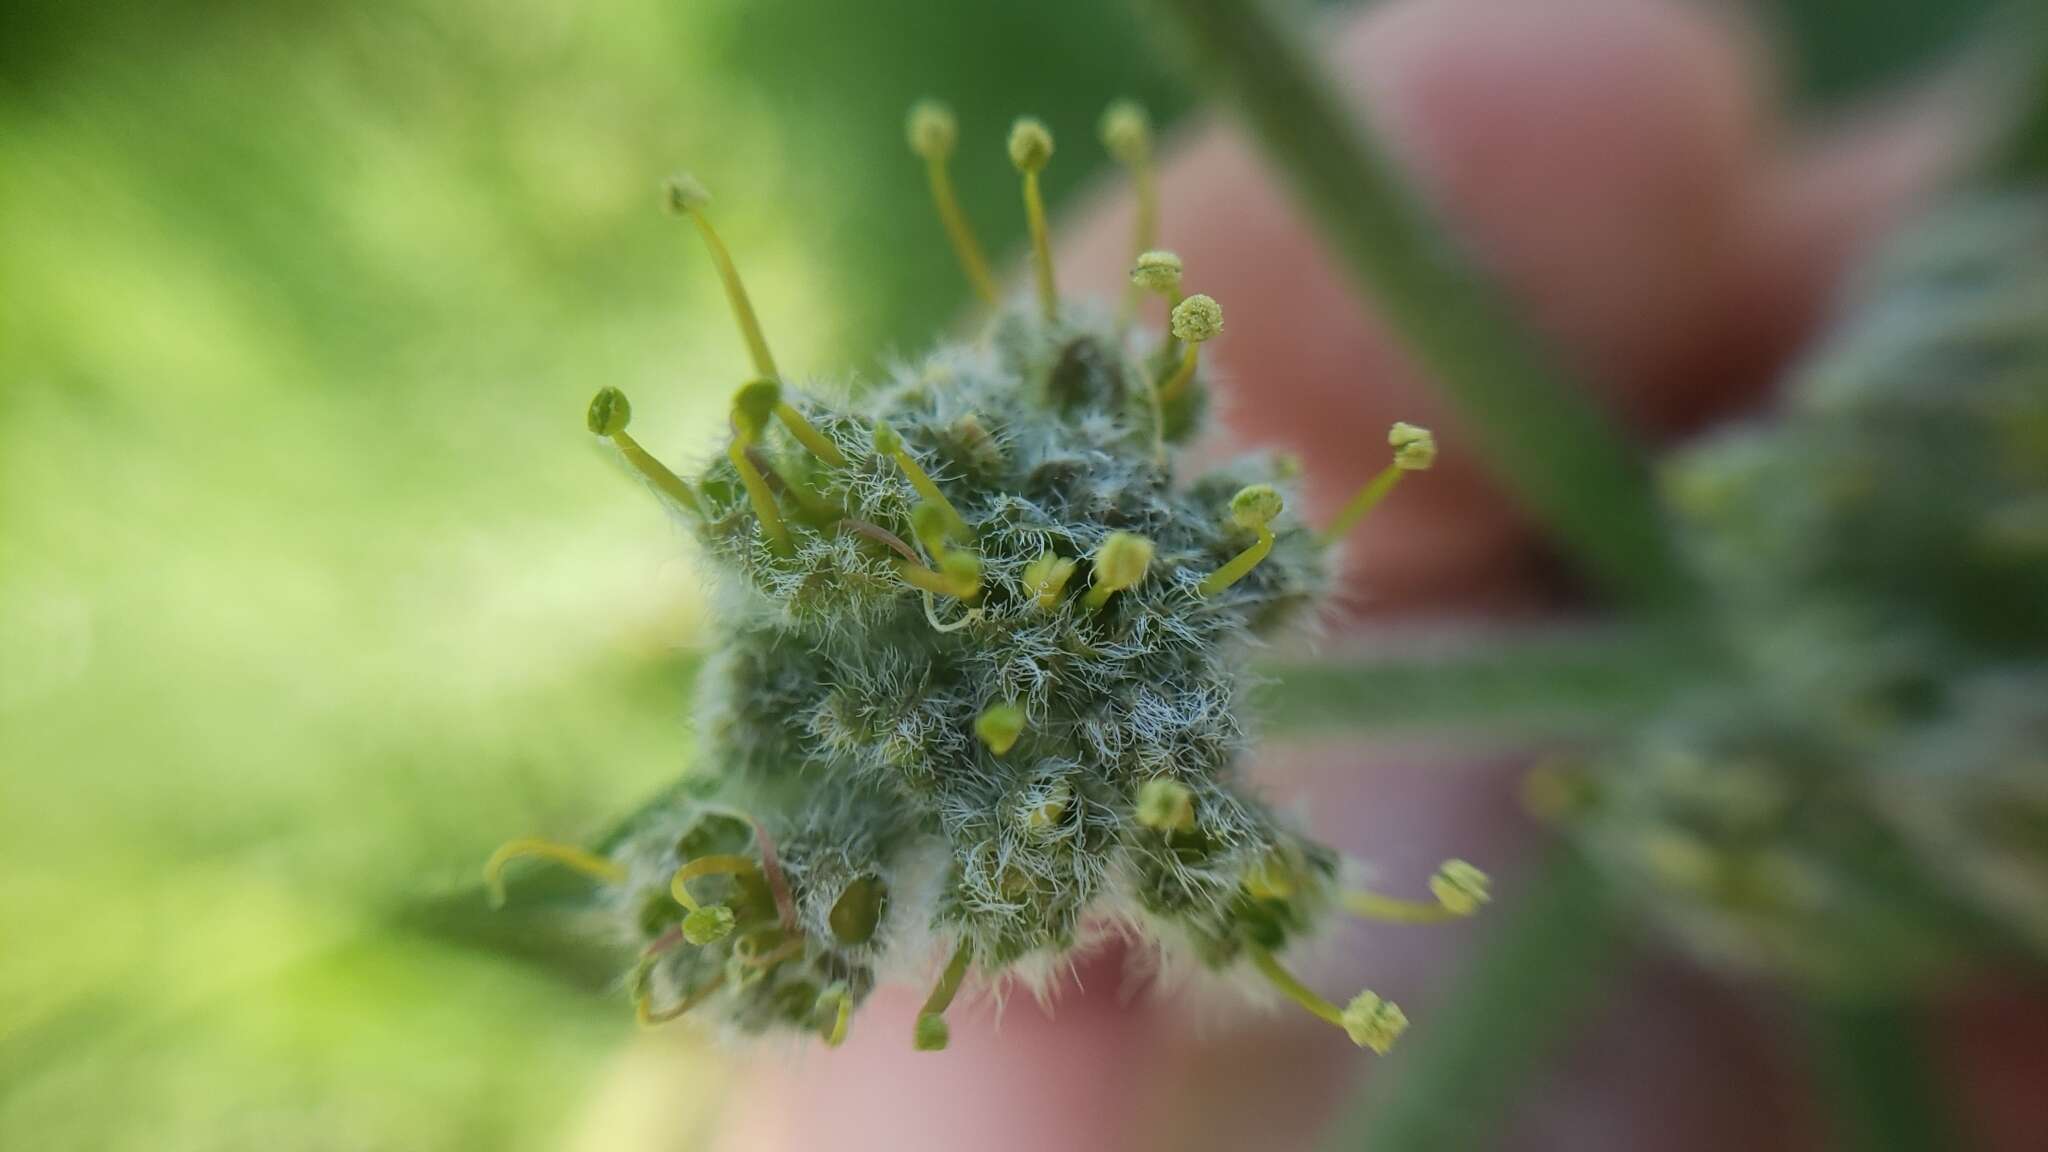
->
1009, 117, 1059, 320
908, 100, 999, 305
1170, 293, 1224, 343
483, 838, 625, 908
1343, 859, 1491, 923
1130, 250, 1185, 302
914, 940, 974, 1052
1198, 484, 1283, 597
1428, 859, 1491, 916
907, 100, 957, 157
1023, 550, 1078, 610
1320, 422, 1437, 548
1082, 531, 1154, 610
586, 388, 703, 516
1248, 944, 1405, 1054
1008, 118, 1053, 171
1159, 294, 1222, 403
974, 702, 1026, 756
1342, 990, 1409, 1054
1136, 778, 1195, 831
666, 173, 778, 380
1389, 422, 1437, 471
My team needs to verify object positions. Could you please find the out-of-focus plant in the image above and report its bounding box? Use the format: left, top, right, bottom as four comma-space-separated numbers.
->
1150, 0, 2048, 1149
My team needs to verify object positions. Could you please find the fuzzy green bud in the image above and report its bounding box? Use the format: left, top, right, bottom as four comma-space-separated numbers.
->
1008, 118, 1053, 172
1170, 294, 1223, 344
1342, 990, 1408, 1054
1136, 778, 1195, 831
871, 421, 903, 456
975, 702, 1026, 756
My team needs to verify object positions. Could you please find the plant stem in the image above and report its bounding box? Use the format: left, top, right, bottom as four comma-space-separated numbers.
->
1809, 999, 1963, 1152
1151, 0, 1695, 615
1986, 0, 2048, 183
1328, 846, 1620, 1152
1257, 626, 1701, 739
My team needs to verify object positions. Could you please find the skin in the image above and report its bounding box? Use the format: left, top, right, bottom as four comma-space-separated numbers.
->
717, 2, 2048, 1148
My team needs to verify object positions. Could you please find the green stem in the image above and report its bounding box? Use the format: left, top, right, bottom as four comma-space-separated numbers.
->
1152, 0, 1695, 615
1256, 626, 1701, 739
1329, 847, 1620, 1152
1809, 1000, 1962, 1152
1986, 1, 2048, 183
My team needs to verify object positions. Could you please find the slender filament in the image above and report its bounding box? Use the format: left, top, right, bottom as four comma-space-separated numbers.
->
1320, 464, 1404, 548
920, 940, 974, 1021
728, 433, 795, 557
1157, 344, 1199, 403
775, 401, 848, 467
1342, 889, 1465, 924
484, 839, 624, 908
1247, 945, 1345, 1029
925, 155, 999, 305
637, 971, 725, 1027
684, 208, 778, 379
608, 430, 703, 515
669, 853, 757, 912
1197, 525, 1274, 597
1022, 170, 1058, 320
1121, 163, 1159, 320
886, 446, 966, 532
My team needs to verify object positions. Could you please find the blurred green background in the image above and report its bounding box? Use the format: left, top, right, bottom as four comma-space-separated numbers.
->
0, 2, 1184, 1148
0, 0, 1992, 1148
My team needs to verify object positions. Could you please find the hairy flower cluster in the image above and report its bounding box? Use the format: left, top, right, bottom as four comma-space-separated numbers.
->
491, 101, 1483, 1050
1570, 193, 2048, 988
